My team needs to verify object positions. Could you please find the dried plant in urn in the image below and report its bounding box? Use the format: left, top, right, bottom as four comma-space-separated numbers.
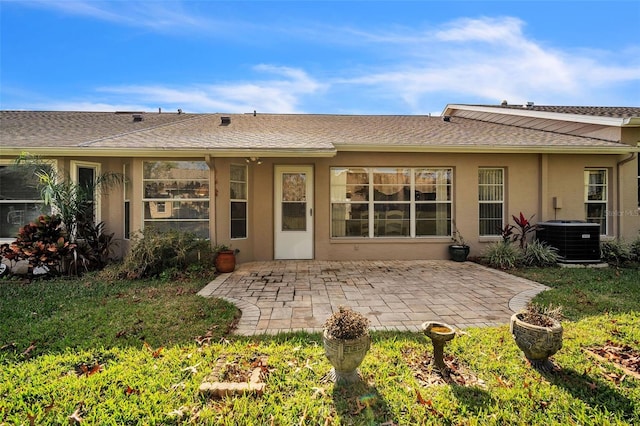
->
510, 303, 563, 371
322, 306, 371, 383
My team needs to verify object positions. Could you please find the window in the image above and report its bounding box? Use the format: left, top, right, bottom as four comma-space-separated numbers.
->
585, 169, 607, 234
143, 161, 210, 238
478, 168, 504, 236
0, 161, 53, 239
230, 164, 247, 239
330, 167, 452, 238
123, 163, 131, 239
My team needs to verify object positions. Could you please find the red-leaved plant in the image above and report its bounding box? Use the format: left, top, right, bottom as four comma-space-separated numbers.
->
512, 212, 536, 249
0, 214, 76, 277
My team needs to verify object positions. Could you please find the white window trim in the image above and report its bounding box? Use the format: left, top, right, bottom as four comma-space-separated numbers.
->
584, 168, 608, 236
478, 167, 505, 237
330, 167, 453, 239
0, 159, 57, 243
70, 160, 102, 224
230, 163, 248, 240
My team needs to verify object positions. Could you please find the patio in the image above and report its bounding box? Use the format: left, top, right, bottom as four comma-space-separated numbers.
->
198, 260, 548, 335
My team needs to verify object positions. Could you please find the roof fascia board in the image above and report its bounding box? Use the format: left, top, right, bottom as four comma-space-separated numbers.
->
443, 104, 632, 127
336, 145, 640, 154
0, 148, 337, 158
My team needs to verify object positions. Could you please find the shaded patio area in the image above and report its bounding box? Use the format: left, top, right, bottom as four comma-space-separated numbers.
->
198, 260, 548, 335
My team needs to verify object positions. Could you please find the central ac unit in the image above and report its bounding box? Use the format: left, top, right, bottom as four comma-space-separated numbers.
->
536, 220, 601, 263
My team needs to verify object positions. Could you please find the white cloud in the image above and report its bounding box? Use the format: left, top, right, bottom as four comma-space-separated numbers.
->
96, 66, 325, 113
24, 0, 215, 32
334, 16, 640, 111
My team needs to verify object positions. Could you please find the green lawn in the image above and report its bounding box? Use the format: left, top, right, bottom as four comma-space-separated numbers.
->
1, 266, 638, 425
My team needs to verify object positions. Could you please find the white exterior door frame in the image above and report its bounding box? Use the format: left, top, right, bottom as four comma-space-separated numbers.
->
274, 165, 314, 259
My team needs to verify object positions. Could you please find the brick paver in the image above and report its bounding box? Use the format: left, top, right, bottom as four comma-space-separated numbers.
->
198, 260, 548, 335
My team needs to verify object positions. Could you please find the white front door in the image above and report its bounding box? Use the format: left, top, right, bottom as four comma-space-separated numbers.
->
274, 165, 314, 259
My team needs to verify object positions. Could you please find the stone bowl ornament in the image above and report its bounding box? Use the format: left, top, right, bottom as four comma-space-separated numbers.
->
322, 306, 371, 383
510, 304, 563, 371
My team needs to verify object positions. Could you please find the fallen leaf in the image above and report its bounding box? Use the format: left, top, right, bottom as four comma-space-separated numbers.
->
125, 385, 140, 395
44, 398, 55, 413
182, 363, 201, 374
68, 404, 83, 424
115, 330, 127, 338
23, 342, 37, 356
311, 387, 326, 399
495, 375, 512, 388
27, 412, 36, 426
415, 389, 430, 406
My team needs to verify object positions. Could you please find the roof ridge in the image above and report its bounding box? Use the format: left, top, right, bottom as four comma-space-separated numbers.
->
78, 114, 210, 147
453, 116, 622, 144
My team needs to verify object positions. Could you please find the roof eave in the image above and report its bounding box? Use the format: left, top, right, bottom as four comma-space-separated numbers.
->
0, 147, 338, 158
336, 144, 640, 154
443, 104, 636, 127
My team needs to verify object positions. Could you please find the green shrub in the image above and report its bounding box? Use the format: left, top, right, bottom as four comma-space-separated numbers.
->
600, 239, 631, 265
483, 241, 523, 269
629, 236, 640, 261
523, 239, 559, 267
101, 227, 213, 280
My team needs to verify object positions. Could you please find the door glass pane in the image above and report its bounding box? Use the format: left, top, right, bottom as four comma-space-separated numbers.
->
282, 173, 306, 201
78, 166, 96, 224
282, 202, 306, 231
281, 172, 307, 231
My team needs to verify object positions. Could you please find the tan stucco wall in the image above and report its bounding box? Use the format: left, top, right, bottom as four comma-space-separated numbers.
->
208, 152, 627, 262
3, 149, 638, 262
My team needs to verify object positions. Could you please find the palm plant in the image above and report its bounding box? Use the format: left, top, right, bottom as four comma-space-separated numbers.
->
16, 153, 123, 242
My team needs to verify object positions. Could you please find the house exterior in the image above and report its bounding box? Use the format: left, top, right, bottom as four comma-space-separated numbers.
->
1, 104, 639, 262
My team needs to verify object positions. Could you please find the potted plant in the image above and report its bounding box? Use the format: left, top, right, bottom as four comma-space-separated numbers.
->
213, 244, 238, 273
322, 306, 371, 383
510, 303, 563, 370
449, 222, 470, 262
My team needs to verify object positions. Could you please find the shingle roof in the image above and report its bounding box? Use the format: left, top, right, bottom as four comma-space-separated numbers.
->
476, 105, 640, 118
0, 111, 197, 148
0, 110, 635, 155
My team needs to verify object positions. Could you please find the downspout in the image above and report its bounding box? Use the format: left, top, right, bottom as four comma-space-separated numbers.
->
616, 153, 636, 238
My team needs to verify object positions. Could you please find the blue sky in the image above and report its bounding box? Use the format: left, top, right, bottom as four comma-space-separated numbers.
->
1, 1, 639, 115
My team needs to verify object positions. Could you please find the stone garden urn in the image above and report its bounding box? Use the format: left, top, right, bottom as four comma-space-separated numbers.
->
322, 307, 371, 383
510, 312, 563, 369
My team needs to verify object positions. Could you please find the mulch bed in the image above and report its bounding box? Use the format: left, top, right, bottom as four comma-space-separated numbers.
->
585, 340, 640, 381
402, 347, 486, 388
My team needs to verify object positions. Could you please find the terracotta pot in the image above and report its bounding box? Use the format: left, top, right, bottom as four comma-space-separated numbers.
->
214, 250, 236, 273
510, 313, 563, 363
322, 330, 370, 383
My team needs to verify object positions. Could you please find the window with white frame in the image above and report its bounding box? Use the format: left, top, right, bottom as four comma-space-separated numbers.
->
330, 167, 452, 238
230, 164, 247, 239
478, 168, 504, 236
143, 161, 210, 238
585, 169, 608, 234
123, 163, 131, 239
0, 160, 53, 239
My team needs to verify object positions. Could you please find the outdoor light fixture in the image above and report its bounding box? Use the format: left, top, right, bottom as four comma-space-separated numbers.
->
246, 157, 262, 165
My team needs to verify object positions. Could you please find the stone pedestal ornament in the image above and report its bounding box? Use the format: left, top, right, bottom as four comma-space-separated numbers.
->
422, 321, 456, 371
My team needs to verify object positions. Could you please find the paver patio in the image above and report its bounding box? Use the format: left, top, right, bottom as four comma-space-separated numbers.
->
198, 260, 548, 336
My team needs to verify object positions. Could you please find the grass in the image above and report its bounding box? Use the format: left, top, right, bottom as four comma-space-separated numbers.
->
1, 265, 639, 425
513, 265, 640, 320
